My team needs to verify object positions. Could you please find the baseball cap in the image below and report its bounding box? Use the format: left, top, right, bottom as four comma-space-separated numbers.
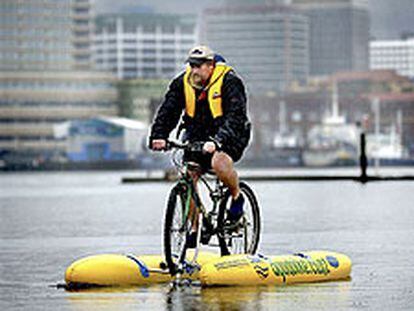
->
186, 45, 215, 66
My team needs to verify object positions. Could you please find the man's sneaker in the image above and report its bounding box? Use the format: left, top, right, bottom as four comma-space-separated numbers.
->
226, 194, 245, 227
186, 231, 198, 249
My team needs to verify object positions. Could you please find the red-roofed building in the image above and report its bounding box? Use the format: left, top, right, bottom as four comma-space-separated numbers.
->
250, 69, 414, 155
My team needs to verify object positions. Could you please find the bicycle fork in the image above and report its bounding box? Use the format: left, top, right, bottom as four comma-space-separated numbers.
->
174, 185, 201, 281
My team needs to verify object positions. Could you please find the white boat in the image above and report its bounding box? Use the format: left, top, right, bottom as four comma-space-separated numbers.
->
366, 132, 407, 160
366, 111, 410, 164
303, 83, 359, 167
366, 107, 412, 165
303, 125, 359, 167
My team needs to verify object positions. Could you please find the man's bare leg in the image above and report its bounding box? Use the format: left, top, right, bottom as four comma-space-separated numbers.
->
187, 170, 200, 232
211, 152, 240, 199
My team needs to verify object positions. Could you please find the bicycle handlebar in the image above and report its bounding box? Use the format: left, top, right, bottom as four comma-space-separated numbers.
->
166, 139, 205, 152
150, 138, 221, 153
166, 139, 188, 150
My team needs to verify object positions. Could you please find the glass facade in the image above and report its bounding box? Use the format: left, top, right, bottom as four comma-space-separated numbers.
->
0, 0, 93, 71
292, 0, 370, 77
94, 13, 197, 79
201, 6, 309, 94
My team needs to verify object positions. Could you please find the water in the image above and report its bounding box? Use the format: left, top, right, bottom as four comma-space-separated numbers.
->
1, 170, 414, 310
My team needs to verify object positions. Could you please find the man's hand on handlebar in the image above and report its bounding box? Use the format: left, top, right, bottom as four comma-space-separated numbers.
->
151, 139, 167, 151
202, 141, 216, 154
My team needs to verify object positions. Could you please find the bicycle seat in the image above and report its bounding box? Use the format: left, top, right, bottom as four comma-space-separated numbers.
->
186, 161, 204, 173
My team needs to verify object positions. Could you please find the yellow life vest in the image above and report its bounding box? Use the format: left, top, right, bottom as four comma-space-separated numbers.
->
183, 63, 233, 119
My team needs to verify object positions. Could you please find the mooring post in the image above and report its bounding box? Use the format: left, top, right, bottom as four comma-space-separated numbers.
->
359, 131, 368, 183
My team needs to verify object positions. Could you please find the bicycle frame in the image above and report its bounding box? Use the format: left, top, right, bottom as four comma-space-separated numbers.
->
177, 162, 226, 239
163, 139, 261, 278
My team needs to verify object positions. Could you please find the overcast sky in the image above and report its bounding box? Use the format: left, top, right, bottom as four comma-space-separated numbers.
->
95, 0, 414, 40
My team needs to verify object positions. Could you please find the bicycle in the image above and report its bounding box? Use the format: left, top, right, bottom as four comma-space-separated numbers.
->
163, 139, 261, 277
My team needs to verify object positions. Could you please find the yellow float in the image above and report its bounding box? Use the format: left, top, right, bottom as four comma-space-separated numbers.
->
200, 251, 351, 286
65, 251, 218, 289
64, 250, 351, 288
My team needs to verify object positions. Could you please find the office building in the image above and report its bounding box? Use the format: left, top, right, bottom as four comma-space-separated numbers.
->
292, 0, 370, 77
0, 0, 93, 71
201, 4, 309, 94
0, 0, 117, 164
93, 13, 197, 79
370, 39, 414, 79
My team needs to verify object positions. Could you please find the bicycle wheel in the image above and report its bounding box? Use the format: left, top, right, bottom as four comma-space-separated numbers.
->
163, 183, 194, 275
217, 181, 261, 256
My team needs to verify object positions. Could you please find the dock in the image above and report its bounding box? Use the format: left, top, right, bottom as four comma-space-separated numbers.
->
121, 167, 414, 184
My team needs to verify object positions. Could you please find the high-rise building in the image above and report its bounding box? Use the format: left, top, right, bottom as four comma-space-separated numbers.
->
93, 13, 197, 79
201, 4, 309, 94
0, 0, 93, 71
370, 39, 414, 79
0, 0, 117, 164
292, 0, 370, 77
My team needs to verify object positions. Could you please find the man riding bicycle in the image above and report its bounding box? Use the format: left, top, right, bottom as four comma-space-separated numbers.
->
149, 45, 251, 243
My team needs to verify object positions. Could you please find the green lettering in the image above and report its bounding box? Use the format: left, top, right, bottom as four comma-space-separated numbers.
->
284, 262, 293, 275
318, 259, 330, 275
272, 258, 332, 278
309, 260, 318, 274
295, 261, 304, 274
298, 261, 306, 274
300, 260, 310, 274
314, 260, 323, 274
315, 259, 323, 274
289, 261, 299, 275
271, 262, 284, 277
279, 262, 289, 275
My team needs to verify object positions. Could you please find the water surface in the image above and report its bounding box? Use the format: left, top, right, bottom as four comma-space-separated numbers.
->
1, 170, 413, 310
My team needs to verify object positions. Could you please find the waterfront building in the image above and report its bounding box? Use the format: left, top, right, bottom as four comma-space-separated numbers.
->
0, 72, 117, 158
200, 4, 309, 94
370, 39, 414, 80
93, 13, 197, 79
266, 70, 414, 155
292, 0, 370, 77
0, 0, 117, 165
56, 117, 148, 162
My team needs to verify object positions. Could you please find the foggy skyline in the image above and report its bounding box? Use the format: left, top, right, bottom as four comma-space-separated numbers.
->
95, 0, 414, 40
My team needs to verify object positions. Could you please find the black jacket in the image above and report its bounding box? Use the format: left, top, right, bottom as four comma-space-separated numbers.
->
149, 69, 251, 161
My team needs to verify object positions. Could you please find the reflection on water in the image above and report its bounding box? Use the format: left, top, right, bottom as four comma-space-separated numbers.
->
1, 171, 414, 310
66, 281, 352, 311
65, 286, 166, 311
63, 282, 353, 311
200, 283, 352, 310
